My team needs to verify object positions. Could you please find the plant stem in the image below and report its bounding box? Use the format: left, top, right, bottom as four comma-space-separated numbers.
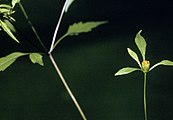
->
143, 72, 147, 120
53, 33, 68, 50
49, 0, 69, 53
19, 1, 87, 119
18, 2, 48, 52
49, 53, 87, 120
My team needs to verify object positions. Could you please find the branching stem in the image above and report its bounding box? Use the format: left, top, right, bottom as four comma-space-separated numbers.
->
143, 72, 147, 120
19, 1, 87, 120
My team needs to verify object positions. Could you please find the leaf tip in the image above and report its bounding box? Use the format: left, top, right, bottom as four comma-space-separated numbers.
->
138, 29, 142, 34
16, 40, 20, 43
99, 21, 109, 25
114, 73, 119, 76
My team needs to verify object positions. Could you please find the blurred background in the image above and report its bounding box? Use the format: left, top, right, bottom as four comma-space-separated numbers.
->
0, 0, 173, 119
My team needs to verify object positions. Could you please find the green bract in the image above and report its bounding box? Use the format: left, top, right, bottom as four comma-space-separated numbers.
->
114, 67, 140, 76
135, 30, 146, 61
115, 30, 173, 76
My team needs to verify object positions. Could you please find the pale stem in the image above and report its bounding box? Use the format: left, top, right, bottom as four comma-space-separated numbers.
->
143, 72, 147, 120
49, 53, 87, 120
19, 1, 87, 119
48, 0, 69, 53
18, 2, 47, 52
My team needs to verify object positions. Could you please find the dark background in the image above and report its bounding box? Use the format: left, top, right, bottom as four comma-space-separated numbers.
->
0, 0, 173, 120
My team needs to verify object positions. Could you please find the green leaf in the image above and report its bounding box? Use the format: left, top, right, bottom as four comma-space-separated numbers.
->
135, 30, 147, 60
127, 48, 141, 68
0, 4, 12, 14
53, 21, 108, 49
65, 0, 74, 12
149, 60, 173, 71
0, 8, 10, 13
0, 52, 27, 71
0, 20, 19, 43
114, 67, 141, 76
66, 21, 108, 36
12, 0, 20, 8
29, 53, 44, 66
4, 20, 16, 32
0, 4, 12, 9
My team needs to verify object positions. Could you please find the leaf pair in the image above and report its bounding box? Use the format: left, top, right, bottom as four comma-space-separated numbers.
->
0, 52, 43, 71
115, 30, 173, 76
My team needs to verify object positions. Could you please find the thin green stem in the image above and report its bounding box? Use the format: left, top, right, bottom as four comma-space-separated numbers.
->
53, 33, 68, 50
49, 53, 87, 120
143, 72, 147, 120
18, 2, 47, 52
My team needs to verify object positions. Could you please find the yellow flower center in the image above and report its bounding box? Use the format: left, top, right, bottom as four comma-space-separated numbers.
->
142, 60, 150, 72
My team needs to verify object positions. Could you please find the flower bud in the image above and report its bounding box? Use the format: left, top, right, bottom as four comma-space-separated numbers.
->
142, 60, 150, 72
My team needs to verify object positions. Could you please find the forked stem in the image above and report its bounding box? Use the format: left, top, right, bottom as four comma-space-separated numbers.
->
143, 72, 147, 120
18, 1, 87, 120
49, 53, 87, 120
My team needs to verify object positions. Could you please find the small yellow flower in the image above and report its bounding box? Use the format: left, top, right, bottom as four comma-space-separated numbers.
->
142, 60, 150, 72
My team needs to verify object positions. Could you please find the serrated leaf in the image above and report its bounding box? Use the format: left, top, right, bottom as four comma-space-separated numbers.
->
135, 30, 147, 60
149, 60, 173, 71
65, 0, 74, 12
127, 48, 141, 68
29, 53, 44, 66
0, 52, 27, 71
0, 20, 19, 43
66, 21, 108, 36
53, 21, 108, 50
114, 67, 141, 76
12, 0, 20, 8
